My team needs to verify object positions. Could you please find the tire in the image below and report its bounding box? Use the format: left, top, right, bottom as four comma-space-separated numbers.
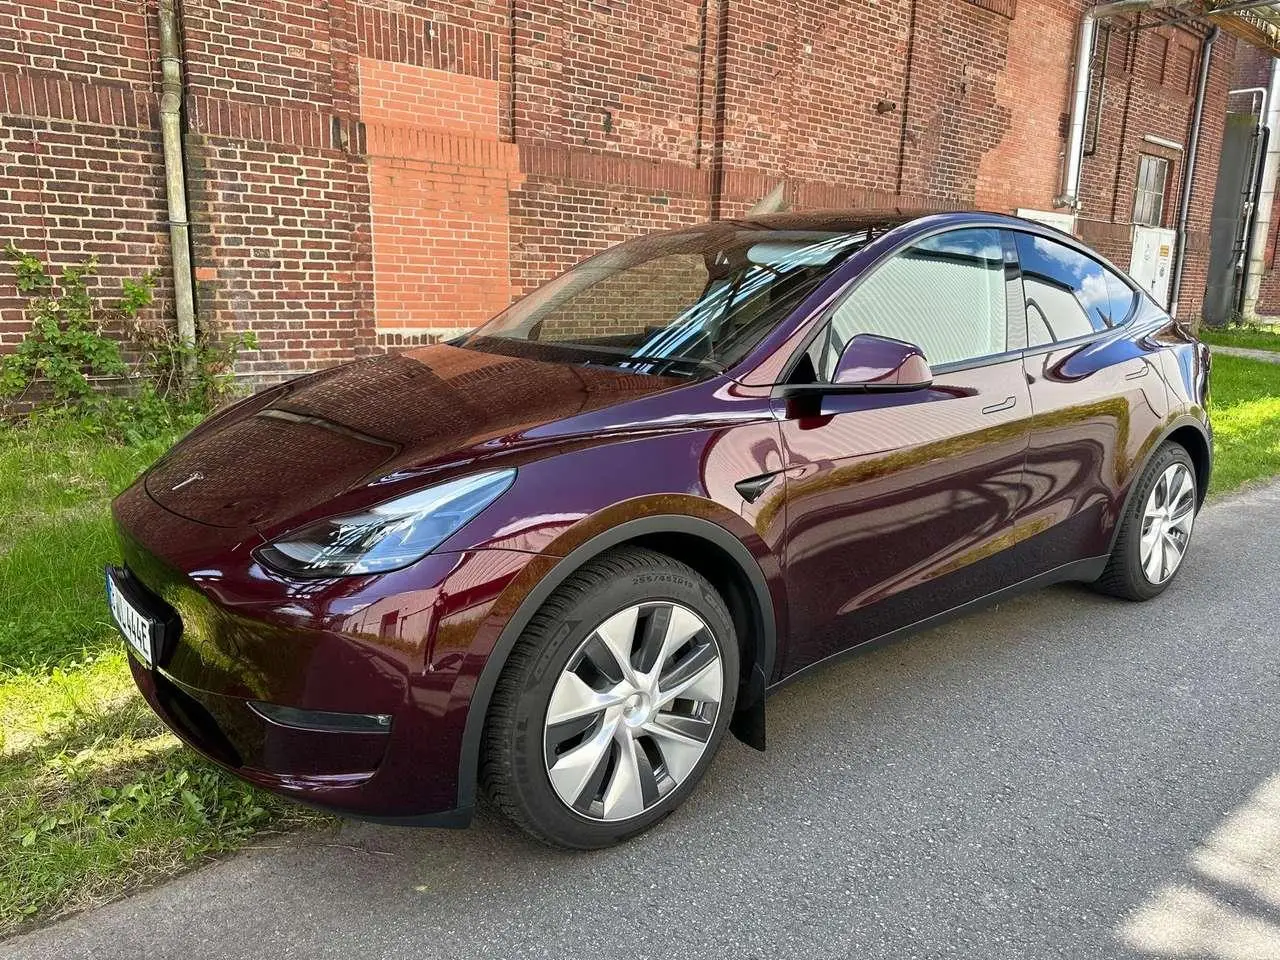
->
480, 547, 739, 849
1093, 442, 1199, 601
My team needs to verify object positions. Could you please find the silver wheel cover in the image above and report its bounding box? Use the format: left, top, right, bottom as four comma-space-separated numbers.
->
542, 601, 724, 822
1140, 462, 1196, 585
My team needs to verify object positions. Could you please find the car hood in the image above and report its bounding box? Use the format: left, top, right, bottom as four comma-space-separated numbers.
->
143, 344, 688, 531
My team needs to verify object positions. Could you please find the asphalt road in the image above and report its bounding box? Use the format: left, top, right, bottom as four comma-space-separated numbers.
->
8, 481, 1280, 960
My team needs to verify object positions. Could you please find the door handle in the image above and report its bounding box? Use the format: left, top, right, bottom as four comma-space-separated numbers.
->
1124, 363, 1150, 380
981, 396, 1017, 415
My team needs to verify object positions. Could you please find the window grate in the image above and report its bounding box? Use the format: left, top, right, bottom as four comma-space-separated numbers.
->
1133, 155, 1169, 228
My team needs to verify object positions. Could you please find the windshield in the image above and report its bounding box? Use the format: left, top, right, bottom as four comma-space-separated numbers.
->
458, 226, 872, 377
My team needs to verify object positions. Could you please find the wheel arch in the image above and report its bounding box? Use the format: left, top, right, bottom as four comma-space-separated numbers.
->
1107, 414, 1212, 558
454, 515, 779, 812
1165, 422, 1212, 506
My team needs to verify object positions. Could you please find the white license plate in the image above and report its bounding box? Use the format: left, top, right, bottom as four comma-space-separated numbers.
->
107, 571, 155, 667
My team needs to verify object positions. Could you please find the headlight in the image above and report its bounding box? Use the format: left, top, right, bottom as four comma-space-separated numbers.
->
255, 469, 516, 577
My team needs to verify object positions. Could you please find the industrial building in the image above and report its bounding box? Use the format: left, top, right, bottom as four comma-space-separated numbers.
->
3, 1, 1280, 380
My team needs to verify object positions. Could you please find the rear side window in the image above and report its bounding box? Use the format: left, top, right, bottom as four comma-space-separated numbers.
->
825, 228, 1007, 370
1016, 233, 1127, 345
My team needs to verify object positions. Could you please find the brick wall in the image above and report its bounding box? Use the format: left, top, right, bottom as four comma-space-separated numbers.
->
975, 0, 1076, 210
360, 56, 519, 336
0, 0, 172, 355
178, 0, 375, 379
1233, 38, 1271, 90
1075, 15, 1236, 320
0, 0, 1266, 377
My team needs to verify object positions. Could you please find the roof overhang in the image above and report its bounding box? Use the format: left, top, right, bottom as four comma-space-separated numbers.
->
1094, 0, 1280, 54
1117, 0, 1280, 55
1206, 2, 1280, 54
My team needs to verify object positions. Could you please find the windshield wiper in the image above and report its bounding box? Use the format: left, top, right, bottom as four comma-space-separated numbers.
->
613, 353, 725, 373
563, 343, 724, 374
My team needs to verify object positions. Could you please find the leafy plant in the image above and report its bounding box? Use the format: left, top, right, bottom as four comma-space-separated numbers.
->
1, 246, 255, 439
0, 246, 127, 411
131, 321, 258, 417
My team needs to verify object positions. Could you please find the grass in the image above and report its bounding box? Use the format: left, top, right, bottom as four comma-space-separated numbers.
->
1199, 323, 1280, 354
0, 418, 321, 935
1209, 354, 1280, 495
0, 352, 1278, 936
0, 424, 178, 672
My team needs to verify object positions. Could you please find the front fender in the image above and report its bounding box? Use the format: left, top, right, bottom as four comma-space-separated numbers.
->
449, 507, 784, 813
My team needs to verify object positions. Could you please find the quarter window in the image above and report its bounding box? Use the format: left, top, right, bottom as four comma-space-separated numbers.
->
824, 228, 1007, 371
1106, 270, 1139, 327
1016, 233, 1119, 345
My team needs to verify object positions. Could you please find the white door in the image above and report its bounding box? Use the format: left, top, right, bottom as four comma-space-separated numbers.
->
1129, 225, 1176, 307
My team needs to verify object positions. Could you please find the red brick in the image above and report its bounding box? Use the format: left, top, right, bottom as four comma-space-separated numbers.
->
0, 0, 1262, 378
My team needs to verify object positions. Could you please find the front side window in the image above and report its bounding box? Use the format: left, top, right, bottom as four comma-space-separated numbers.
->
1133, 155, 1169, 227
461, 228, 873, 377
1016, 233, 1116, 345
820, 228, 1007, 373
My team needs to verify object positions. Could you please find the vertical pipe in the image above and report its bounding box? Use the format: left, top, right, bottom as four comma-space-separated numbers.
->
1237, 124, 1270, 316
508, 0, 518, 142
1084, 23, 1110, 159
894, 0, 919, 197
708, 0, 729, 220
1169, 26, 1218, 319
157, 0, 196, 374
1057, 0, 1165, 211
1058, 9, 1097, 208
694, 0, 709, 168
1241, 58, 1280, 320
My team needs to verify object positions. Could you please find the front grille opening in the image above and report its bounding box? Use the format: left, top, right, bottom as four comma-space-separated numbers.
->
153, 673, 242, 768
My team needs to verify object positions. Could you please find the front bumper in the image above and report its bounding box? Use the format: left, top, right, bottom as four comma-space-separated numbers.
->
111, 482, 551, 822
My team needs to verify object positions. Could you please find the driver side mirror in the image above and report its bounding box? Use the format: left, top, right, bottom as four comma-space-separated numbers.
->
777, 333, 933, 398
833, 333, 933, 389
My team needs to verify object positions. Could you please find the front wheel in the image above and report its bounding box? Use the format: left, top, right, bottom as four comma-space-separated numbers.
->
480, 547, 739, 848
1094, 442, 1198, 601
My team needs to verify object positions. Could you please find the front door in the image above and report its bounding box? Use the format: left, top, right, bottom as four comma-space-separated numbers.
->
777, 227, 1033, 676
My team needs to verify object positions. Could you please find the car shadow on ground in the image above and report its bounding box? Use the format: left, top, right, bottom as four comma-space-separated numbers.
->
10, 486, 1280, 960
287, 562, 1280, 958
315, 582, 1164, 877
338, 583, 1097, 858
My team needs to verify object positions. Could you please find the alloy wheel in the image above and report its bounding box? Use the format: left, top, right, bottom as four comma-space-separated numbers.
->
542, 601, 724, 821
1139, 462, 1196, 585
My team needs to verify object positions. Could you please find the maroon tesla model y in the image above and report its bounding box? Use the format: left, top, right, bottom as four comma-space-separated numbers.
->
108, 211, 1211, 847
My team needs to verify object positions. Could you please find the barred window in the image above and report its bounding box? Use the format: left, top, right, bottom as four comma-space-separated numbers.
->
1134, 155, 1169, 227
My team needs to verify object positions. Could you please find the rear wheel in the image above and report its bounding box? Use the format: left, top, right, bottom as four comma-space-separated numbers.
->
481, 547, 738, 848
1094, 442, 1198, 601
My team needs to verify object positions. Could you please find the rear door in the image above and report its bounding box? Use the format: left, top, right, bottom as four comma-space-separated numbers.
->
777, 227, 1034, 676
1011, 230, 1169, 570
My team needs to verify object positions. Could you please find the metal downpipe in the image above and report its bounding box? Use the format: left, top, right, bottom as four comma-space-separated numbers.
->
1169, 26, 1218, 319
157, 0, 197, 375
1058, 10, 1098, 209
1058, 0, 1168, 212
